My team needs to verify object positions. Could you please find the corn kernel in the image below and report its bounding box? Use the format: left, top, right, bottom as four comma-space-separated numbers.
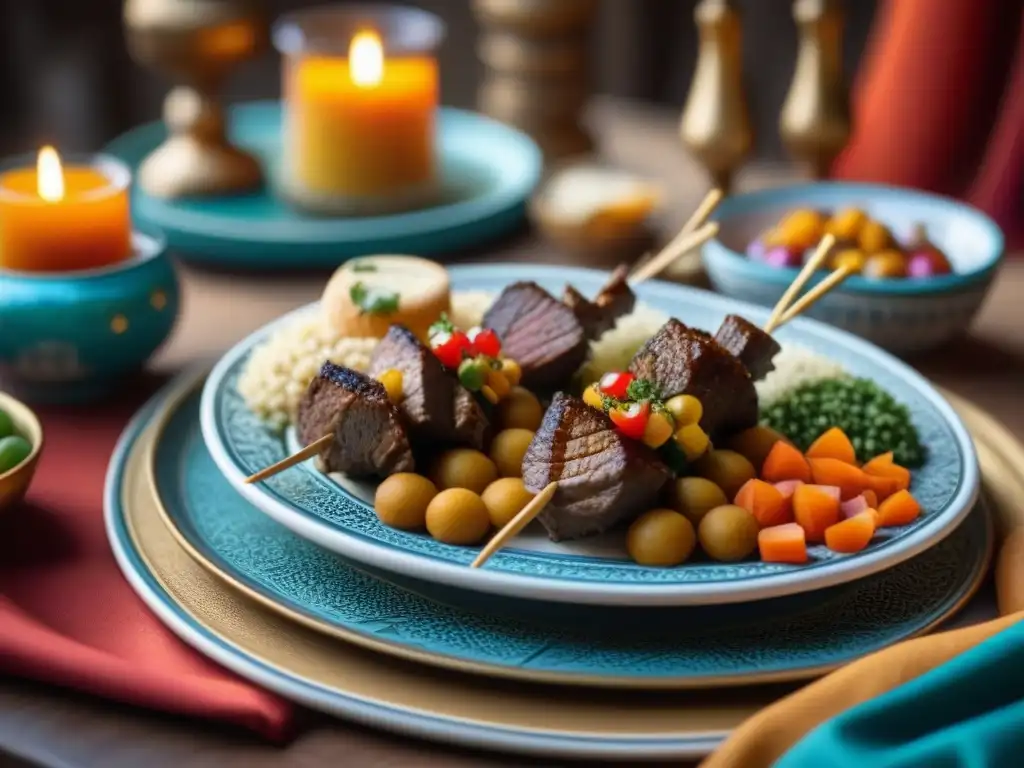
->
675, 423, 710, 460
500, 358, 522, 387
481, 385, 499, 405
642, 410, 675, 449
378, 369, 403, 404
582, 383, 604, 410
486, 369, 511, 399
665, 394, 703, 426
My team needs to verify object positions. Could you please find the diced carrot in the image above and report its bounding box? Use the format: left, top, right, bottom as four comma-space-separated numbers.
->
806, 427, 857, 465
862, 453, 911, 492
824, 511, 877, 554
876, 490, 922, 527
792, 484, 841, 543
807, 484, 841, 501
774, 480, 804, 521
762, 441, 812, 483
862, 489, 879, 509
840, 494, 871, 519
735, 478, 791, 527
808, 457, 870, 500
866, 473, 903, 502
758, 523, 808, 564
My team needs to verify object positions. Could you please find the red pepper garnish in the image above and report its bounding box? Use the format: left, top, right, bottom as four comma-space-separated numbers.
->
431, 330, 471, 369
468, 327, 502, 358
609, 400, 650, 440
599, 371, 635, 400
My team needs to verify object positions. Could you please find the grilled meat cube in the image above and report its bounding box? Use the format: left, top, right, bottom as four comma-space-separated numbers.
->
297, 363, 414, 477
482, 282, 590, 392
521, 393, 672, 541
562, 264, 636, 339
629, 319, 759, 438
714, 314, 780, 381
367, 325, 488, 449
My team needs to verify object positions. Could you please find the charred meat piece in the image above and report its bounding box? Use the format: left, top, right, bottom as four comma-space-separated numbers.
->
714, 314, 780, 381
629, 319, 759, 438
483, 282, 590, 392
297, 363, 414, 477
562, 264, 636, 339
522, 393, 672, 541
367, 325, 488, 449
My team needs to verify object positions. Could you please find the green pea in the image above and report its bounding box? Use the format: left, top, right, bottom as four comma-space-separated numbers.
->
0, 435, 32, 473
0, 408, 13, 440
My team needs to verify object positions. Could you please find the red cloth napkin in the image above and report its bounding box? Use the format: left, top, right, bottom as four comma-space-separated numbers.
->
0, 379, 294, 741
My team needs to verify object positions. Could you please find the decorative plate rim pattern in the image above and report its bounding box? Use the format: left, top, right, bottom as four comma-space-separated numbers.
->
158, 373, 991, 688
201, 264, 981, 606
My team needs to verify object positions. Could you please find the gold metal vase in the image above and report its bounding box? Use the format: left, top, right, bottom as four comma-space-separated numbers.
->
123, 0, 267, 199
679, 0, 753, 193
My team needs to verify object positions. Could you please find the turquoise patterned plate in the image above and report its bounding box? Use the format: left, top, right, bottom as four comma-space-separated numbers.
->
104, 102, 542, 270
165, 374, 988, 688
201, 265, 980, 607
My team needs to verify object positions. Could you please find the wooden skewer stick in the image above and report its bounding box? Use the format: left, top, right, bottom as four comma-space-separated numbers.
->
773, 265, 855, 330
629, 221, 720, 284
763, 233, 836, 334
471, 481, 559, 568
628, 188, 723, 282
245, 434, 332, 484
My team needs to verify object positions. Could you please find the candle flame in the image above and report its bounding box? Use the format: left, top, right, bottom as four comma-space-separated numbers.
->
37, 146, 65, 203
350, 30, 384, 88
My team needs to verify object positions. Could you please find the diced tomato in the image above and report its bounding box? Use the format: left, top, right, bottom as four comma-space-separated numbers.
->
609, 400, 650, 440
431, 330, 471, 368
468, 327, 501, 358
599, 371, 635, 400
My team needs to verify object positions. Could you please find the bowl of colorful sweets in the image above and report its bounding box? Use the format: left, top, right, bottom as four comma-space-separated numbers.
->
0, 391, 43, 513
702, 182, 1005, 354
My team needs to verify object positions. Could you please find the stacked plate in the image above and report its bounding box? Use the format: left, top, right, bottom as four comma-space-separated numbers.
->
106, 265, 994, 762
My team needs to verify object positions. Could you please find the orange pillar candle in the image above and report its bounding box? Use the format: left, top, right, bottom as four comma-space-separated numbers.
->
0, 148, 132, 273
274, 6, 445, 215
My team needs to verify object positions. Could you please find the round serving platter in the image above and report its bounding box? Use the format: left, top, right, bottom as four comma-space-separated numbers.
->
155, 372, 991, 689
104, 102, 542, 269
201, 264, 980, 607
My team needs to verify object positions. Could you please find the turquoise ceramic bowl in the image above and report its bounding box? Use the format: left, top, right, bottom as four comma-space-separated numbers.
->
702, 183, 1005, 354
0, 229, 179, 404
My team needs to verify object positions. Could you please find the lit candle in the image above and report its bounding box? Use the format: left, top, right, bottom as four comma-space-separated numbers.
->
274, 6, 445, 214
0, 148, 132, 273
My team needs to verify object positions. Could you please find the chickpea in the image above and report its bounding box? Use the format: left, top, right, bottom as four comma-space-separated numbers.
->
670, 476, 729, 527
627, 509, 697, 566
425, 489, 492, 545
489, 429, 535, 478
495, 386, 544, 431
698, 505, 760, 562
374, 473, 437, 531
775, 209, 827, 251
857, 219, 893, 253
825, 208, 868, 241
430, 449, 498, 494
481, 477, 535, 528
693, 449, 757, 501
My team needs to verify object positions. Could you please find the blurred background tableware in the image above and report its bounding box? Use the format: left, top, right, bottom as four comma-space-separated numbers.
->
0, 390, 44, 513
122, 0, 267, 198
703, 182, 1005, 355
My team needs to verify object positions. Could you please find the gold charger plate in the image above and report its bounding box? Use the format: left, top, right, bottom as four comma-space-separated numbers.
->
106, 383, 1019, 761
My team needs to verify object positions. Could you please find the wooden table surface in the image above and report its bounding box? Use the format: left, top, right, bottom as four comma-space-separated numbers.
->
2, 99, 1022, 767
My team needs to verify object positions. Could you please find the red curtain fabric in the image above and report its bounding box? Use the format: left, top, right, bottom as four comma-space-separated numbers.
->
833, 0, 1023, 249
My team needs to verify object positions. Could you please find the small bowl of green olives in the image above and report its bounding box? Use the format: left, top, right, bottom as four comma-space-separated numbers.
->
0, 391, 43, 513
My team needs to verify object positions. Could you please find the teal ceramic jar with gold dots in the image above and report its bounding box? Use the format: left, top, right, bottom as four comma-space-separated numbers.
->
0, 228, 178, 403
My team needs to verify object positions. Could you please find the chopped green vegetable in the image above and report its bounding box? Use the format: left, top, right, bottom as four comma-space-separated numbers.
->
0, 408, 13, 440
350, 261, 377, 273
457, 357, 488, 391
761, 377, 926, 467
626, 378, 661, 402
349, 282, 400, 315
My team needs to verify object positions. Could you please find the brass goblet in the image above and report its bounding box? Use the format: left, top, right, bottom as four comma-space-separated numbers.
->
123, 0, 267, 199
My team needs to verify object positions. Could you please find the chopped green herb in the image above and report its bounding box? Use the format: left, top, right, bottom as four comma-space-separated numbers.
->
350, 261, 377, 273
626, 378, 661, 403
428, 313, 455, 339
349, 281, 400, 315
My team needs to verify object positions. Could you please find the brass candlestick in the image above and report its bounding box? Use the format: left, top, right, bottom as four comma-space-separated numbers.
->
123, 0, 266, 199
679, 0, 753, 193
779, 0, 851, 178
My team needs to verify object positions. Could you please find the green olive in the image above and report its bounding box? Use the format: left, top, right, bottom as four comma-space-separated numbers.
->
0, 408, 13, 440
430, 449, 499, 494
374, 473, 437, 531
670, 477, 728, 527
698, 505, 760, 562
481, 477, 534, 528
495, 387, 544, 431
489, 428, 535, 478
0, 436, 31, 474
627, 509, 697, 566
693, 449, 757, 501
425, 488, 492, 545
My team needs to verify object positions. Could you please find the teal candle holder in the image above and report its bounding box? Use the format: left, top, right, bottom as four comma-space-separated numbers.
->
0, 228, 179, 404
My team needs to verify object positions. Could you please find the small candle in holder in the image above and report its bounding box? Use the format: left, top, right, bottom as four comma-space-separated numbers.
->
273, 5, 445, 215
0, 148, 132, 273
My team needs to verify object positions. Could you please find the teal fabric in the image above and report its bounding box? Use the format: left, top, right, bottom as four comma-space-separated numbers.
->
777, 618, 1024, 767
